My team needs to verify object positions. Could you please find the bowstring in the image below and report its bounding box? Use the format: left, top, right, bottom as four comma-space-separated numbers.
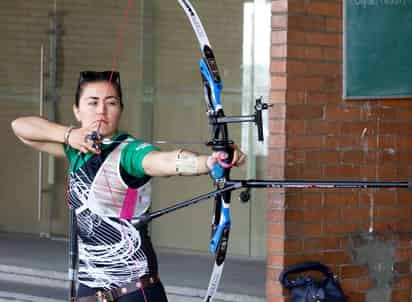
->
98, 1, 149, 301
71, 0, 150, 300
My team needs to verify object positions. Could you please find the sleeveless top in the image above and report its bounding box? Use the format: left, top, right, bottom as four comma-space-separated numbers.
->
66, 133, 159, 289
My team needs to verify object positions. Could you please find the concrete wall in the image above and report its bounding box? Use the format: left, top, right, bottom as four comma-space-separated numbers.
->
267, 1, 412, 301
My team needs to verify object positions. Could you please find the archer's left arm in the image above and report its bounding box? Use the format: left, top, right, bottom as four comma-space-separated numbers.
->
142, 146, 246, 177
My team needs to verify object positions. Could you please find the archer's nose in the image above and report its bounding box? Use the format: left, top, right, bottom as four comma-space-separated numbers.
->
96, 102, 107, 114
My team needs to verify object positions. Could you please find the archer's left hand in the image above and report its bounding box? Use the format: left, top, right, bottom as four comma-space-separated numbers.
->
207, 144, 246, 170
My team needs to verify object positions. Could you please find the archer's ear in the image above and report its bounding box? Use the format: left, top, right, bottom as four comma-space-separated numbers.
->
72, 104, 81, 122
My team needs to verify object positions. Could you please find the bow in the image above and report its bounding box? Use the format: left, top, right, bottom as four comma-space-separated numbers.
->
176, 1, 268, 300
177, 1, 231, 299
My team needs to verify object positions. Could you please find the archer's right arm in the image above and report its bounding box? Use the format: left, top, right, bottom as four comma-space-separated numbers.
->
11, 116, 98, 157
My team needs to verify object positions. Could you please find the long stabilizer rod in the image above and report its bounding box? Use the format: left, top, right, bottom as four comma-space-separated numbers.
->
133, 179, 411, 227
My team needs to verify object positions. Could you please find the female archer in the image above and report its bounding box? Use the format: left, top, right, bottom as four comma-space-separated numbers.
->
11, 71, 246, 302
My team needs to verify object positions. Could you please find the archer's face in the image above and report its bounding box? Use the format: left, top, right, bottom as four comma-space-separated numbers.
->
73, 81, 123, 138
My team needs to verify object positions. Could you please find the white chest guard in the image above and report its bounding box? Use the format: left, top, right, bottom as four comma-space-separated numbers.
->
85, 140, 151, 219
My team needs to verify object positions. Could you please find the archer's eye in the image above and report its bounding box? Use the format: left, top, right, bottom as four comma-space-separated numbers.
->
88, 100, 98, 106
107, 98, 121, 106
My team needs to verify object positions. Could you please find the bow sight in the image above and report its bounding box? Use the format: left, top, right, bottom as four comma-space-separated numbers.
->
208, 97, 271, 143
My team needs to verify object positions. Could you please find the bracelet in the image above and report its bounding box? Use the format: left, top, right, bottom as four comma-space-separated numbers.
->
64, 125, 75, 149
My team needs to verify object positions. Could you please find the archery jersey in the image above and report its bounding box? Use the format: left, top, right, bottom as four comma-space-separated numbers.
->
64, 132, 159, 290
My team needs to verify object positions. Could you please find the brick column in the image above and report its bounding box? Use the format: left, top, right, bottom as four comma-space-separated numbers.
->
267, 1, 412, 302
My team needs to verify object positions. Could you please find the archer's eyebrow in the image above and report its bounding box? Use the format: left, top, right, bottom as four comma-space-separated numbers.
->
84, 96, 120, 100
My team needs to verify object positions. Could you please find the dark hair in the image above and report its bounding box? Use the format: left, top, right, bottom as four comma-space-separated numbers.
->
75, 71, 123, 107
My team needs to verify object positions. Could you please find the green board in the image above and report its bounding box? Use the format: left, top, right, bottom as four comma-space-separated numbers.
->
344, 0, 412, 99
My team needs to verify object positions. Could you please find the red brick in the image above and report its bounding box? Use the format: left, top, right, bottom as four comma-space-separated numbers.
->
268, 165, 284, 179
341, 208, 370, 222
287, 45, 307, 60
341, 265, 369, 278
322, 251, 352, 265
359, 189, 398, 207
396, 106, 412, 120
285, 91, 307, 104
303, 208, 340, 223
270, 119, 285, 134
271, 45, 287, 58
267, 237, 284, 252
269, 134, 286, 148
398, 191, 412, 207
325, 105, 361, 120
357, 278, 374, 291
398, 164, 412, 177
270, 104, 286, 119
307, 92, 341, 104
285, 209, 303, 222
284, 238, 304, 253
377, 164, 398, 178
305, 32, 341, 47
285, 165, 323, 178
358, 165, 378, 178
287, 0, 306, 14
306, 120, 340, 135
288, 76, 325, 91
287, 60, 307, 74
267, 253, 285, 267
323, 222, 364, 235
272, 31, 287, 44
287, 135, 323, 149
289, 15, 325, 32
271, 59, 287, 73
326, 17, 342, 33
306, 151, 340, 163
286, 150, 305, 163
340, 151, 364, 164
287, 192, 323, 209
271, 76, 287, 90
323, 47, 342, 61
288, 30, 306, 44
271, 0, 288, 13
270, 90, 287, 103
286, 222, 323, 237
392, 290, 411, 302
287, 104, 323, 120
272, 14, 288, 28
324, 165, 361, 178
305, 46, 324, 60
306, 62, 340, 76
341, 122, 377, 136
269, 150, 285, 164
268, 209, 285, 223
324, 136, 361, 150
285, 120, 305, 134
376, 207, 412, 220
304, 237, 341, 251
306, 1, 341, 17
393, 275, 412, 290
324, 191, 357, 208
268, 222, 285, 237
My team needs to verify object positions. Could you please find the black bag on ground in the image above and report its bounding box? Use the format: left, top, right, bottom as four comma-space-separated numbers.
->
279, 261, 347, 302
